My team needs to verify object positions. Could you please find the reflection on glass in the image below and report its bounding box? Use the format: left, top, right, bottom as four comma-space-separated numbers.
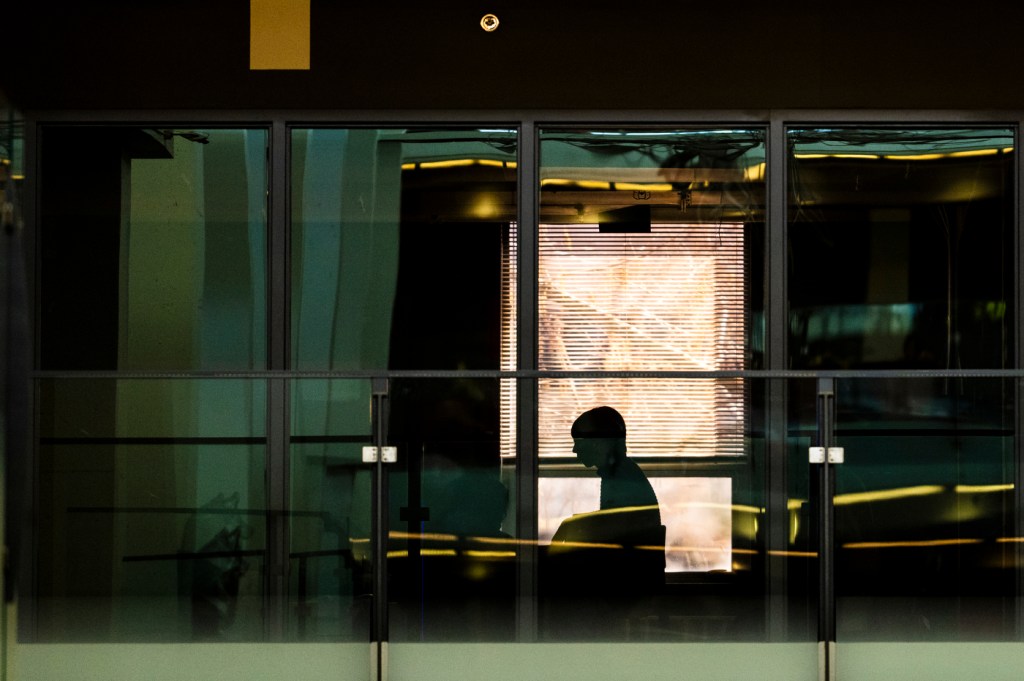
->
524, 129, 765, 461
36, 125, 271, 640
537, 376, 755, 583
788, 128, 1013, 370
532, 129, 766, 642
291, 129, 517, 371
832, 378, 1015, 641
290, 128, 519, 642
35, 379, 267, 642
387, 378, 516, 642
40, 127, 268, 371
288, 380, 373, 641
537, 380, 769, 642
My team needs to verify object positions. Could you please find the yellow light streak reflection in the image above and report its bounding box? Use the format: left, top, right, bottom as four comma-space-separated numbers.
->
463, 550, 517, 559
380, 542, 822, 559
419, 159, 478, 169
843, 538, 982, 549
613, 182, 675, 192
949, 148, 999, 157
659, 546, 728, 554
768, 550, 818, 558
955, 484, 1013, 494
386, 549, 460, 559
833, 485, 944, 506
389, 531, 458, 542
795, 149, 1005, 162
540, 178, 612, 190
400, 159, 516, 171
883, 153, 945, 161
467, 536, 533, 546
550, 541, 624, 550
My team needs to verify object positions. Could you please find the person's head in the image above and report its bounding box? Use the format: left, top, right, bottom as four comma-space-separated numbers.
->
571, 406, 626, 470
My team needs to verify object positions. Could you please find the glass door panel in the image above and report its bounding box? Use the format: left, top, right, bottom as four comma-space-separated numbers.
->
33, 378, 268, 642
285, 378, 374, 679
530, 377, 818, 679
386, 377, 518, 644
536, 378, 766, 643
523, 127, 816, 678
289, 379, 375, 646
290, 127, 519, 676
832, 377, 1018, 679
27, 121, 271, 678
788, 126, 1018, 680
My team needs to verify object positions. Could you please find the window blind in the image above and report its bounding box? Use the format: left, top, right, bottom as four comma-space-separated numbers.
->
501, 221, 747, 458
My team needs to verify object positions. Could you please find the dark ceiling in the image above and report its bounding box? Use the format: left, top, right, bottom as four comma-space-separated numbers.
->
4, 1, 1024, 112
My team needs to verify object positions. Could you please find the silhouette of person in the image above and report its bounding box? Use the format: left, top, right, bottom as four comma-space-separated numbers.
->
571, 406, 660, 520
543, 407, 665, 639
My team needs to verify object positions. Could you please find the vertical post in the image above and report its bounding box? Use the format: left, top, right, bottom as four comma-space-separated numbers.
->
516, 119, 539, 642
1014, 118, 1024, 641
264, 119, 290, 640
8, 113, 35, 645
766, 117, 790, 642
816, 377, 837, 681
371, 377, 390, 679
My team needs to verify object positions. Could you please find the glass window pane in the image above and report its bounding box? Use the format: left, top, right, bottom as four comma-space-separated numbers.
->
386, 377, 517, 642
35, 379, 267, 642
39, 127, 268, 371
534, 128, 766, 461
787, 128, 1014, 369
835, 377, 1016, 641
290, 128, 517, 371
290, 128, 518, 642
533, 129, 769, 641
289, 379, 373, 641
535, 378, 783, 642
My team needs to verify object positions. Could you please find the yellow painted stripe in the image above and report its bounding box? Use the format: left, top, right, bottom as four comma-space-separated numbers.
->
250, 0, 310, 70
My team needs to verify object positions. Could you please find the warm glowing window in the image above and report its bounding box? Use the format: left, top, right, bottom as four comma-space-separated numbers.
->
502, 221, 746, 571
501, 221, 747, 459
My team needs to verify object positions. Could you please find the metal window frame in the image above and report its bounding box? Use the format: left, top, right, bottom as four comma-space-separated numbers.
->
16, 109, 1024, 655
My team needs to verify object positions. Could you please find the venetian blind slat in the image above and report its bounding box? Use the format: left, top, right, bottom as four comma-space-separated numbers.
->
534, 222, 747, 458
